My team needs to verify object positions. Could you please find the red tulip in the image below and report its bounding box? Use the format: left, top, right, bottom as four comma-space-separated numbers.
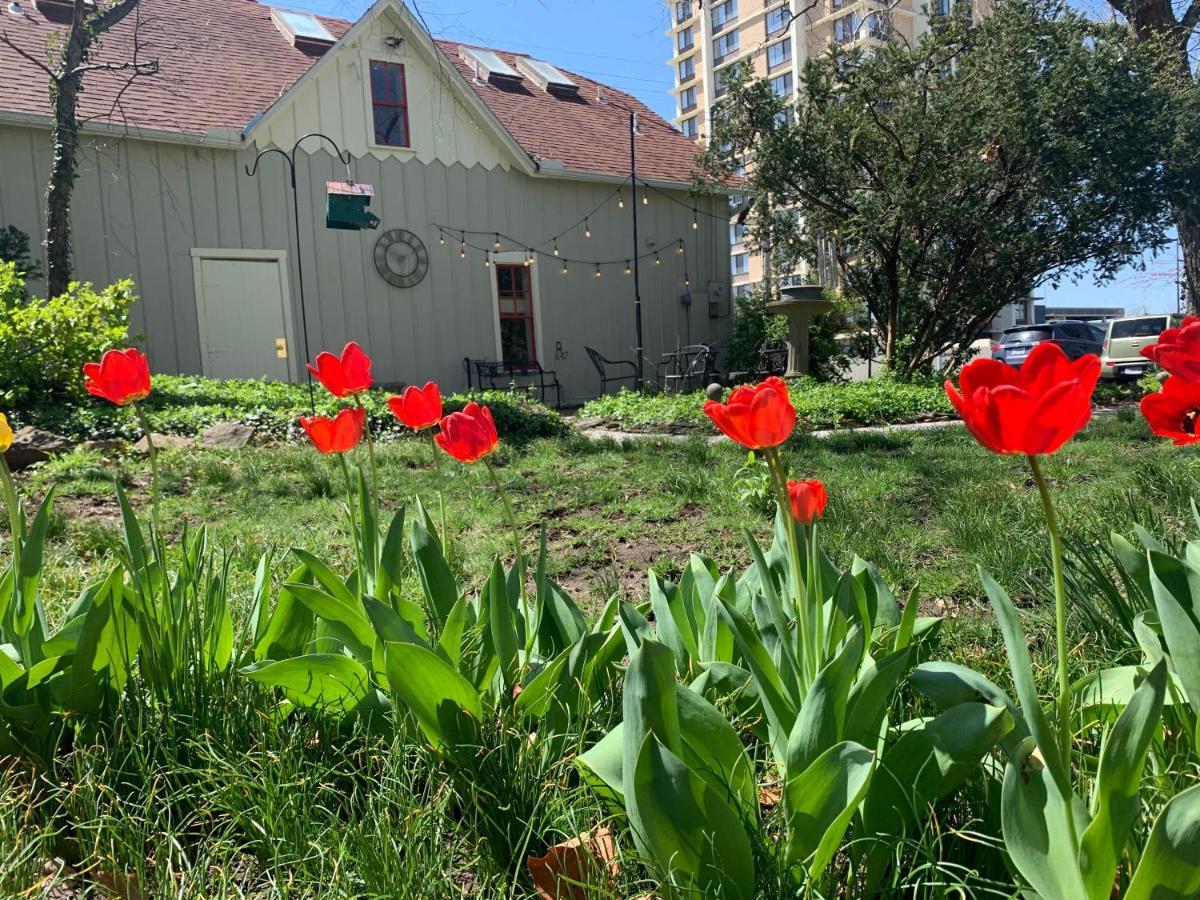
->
1141, 317, 1200, 382
787, 479, 828, 524
1141, 376, 1200, 446
945, 343, 1100, 456
307, 341, 373, 398
299, 407, 366, 454
83, 348, 152, 406
387, 382, 443, 431
436, 402, 499, 464
703, 376, 797, 450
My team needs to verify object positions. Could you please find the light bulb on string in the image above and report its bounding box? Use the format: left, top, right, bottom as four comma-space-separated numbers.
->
553, 240, 560, 257
523, 252, 531, 267
642, 191, 649, 205
438, 228, 445, 245
460, 240, 466, 258
654, 252, 662, 266
585, 218, 592, 238
484, 251, 491, 268
594, 264, 602, 279
618, 189, 625, 209
624, 260, 631, 275
692, 209, 699, 230
561, 261, 569, 275
527, 250, 536, 266
677, 241, 685, 255
493, 233, 501, 252
684, 268, 690, 287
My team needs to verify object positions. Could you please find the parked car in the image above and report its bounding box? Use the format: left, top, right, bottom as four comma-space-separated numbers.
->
1102, 314, 1181, 380
991, 321, 1103, 367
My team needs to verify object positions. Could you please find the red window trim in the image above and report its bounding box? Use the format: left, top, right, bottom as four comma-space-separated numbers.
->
495, 264, 538, 364
369, 60, 411, 149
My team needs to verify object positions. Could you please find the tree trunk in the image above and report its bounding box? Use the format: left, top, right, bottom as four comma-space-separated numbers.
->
45, 73, 82, 298
1178, 203, 1200, 314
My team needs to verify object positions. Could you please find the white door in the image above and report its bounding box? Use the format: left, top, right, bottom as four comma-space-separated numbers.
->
192, 252, 293, 380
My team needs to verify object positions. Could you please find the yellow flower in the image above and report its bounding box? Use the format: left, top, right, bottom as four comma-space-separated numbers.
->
0, 413, 11, 453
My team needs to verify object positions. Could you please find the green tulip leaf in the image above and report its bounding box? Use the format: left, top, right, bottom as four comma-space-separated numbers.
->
1147, 551, 1200, 717
243, 654, 371, 717
1124, 783, 1200, 900
788, 626, 864, 774
410, 499, 459, 626
383, 641, 481, 753
783, 740, 875, 878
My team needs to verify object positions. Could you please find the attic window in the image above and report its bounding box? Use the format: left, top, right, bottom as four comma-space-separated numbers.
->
459, 46, 523, 87
515, 58, 579, 97
271, 8, 335, 53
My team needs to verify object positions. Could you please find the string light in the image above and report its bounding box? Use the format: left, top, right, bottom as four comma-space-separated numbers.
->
594, 264, 602, 278
692, 209, 699, 230
460, 240, 466, 258
438, 228, 446, 245
585, 218, 591, 238
553, 240, 560, 257
561, 261, 569, 275
677, 240, 685, 255
493, 233, 501, 252
684, 267, 690, 287
618, 189, 625, 209
654, 252, 661, 266
484, 251, 491, 268
527, 250, 536, 266
624, 260, 631, 275
642, 192, 649, 205
523, 252, 531, 267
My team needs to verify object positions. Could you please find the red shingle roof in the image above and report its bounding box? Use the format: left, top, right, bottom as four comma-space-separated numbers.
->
0, 0, 704, 184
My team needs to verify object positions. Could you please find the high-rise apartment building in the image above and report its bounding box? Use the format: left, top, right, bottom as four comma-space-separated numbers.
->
668, 0, 953, 300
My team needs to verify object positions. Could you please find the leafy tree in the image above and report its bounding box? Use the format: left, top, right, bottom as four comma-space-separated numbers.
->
703, 0, 1176, 376
1, 0, 157, 296
0, 226, 43, 284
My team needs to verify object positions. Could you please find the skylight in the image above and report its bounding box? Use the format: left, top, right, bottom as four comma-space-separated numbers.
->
459, 46, 522, 84
515, 57, 579, 96
271, 8, 335, 50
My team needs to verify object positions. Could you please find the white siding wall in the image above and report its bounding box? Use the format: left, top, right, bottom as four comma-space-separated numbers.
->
0, 123, 731, 403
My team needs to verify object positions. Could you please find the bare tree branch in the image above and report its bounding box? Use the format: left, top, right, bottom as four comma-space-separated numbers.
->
0, 32, 55, 77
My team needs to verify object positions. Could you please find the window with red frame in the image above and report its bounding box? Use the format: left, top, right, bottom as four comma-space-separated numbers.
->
370, 60, 410, 147
495, 265, 537, 364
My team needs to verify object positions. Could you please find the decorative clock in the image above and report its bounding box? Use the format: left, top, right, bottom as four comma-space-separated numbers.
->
374, 228, 429, 288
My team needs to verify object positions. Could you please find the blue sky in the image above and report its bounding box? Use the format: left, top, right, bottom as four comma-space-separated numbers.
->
297, 0, 1182, 314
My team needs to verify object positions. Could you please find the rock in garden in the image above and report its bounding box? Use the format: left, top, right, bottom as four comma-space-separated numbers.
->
5, 427, 72, 469
200, 422, 254, 449
81, 439, 125, 454
133, 433, 192, 453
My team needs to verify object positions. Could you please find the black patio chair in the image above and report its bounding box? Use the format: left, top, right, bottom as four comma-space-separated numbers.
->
663, 344, 717, 394
757, 339, 789, 377
585, 346, 638, 395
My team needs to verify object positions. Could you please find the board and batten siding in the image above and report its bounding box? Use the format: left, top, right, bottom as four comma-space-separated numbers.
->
0, 122, 731, 403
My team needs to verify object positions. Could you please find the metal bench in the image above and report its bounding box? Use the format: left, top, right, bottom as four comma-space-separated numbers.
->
464, 357, 562, 408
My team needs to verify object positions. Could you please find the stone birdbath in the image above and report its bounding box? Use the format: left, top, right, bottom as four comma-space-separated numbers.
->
765, 285, 834, 377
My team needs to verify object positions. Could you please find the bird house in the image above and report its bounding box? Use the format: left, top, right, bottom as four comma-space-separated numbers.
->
325, 181, 381, 231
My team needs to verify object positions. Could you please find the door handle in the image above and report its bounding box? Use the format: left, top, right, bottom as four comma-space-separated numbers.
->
275, 338, 288, 359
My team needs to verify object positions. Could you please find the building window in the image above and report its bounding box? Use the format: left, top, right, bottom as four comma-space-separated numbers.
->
867, 11, 891, 39
496, 265, 537, 363
732, 253, 749, 275
369, 61, 410, 147
767, 38, 792, 69
770, 72, 793, 98
711, 0, 737, 31
681, 116, 699, 139
766, 6, 789, 35
678, 56, 695, 83
680, 86, 697, 112
730, 223, 748, 244
931, 0, 951, 15
713, 30, 739, 63
775, 108, 796, 127
834, 13, 858, 44
675, 0, 693, 24
732, 283, 753, 299
715, 66, 732, 98
677, 27, 694, 52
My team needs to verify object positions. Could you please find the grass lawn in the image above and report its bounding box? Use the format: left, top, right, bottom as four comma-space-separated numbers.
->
3, 409, 1196, 897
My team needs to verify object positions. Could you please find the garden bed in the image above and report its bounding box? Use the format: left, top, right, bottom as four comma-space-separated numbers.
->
576, 378, 1145, 434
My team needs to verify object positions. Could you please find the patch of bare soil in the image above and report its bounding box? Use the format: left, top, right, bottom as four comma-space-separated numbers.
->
55, 492, 123, 527
555, 533, 702, 611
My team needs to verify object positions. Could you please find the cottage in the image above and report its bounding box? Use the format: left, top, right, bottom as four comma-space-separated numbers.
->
0, 0, 732, 404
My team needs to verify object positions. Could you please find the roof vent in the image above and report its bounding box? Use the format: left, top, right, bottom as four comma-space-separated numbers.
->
459, 46, 523, 87
515, 57, 579, 97
271, 8, 336, 54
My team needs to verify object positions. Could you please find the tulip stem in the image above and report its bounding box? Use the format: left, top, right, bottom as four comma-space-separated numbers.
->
336, 453, 363, 569
765, 447, 813, 689
485, 458, 524, 603
356, 397, 380, 511
0, 453, 23, 577
1028, 454, 1073, 776
133, 403, 162, 539
428, 430, 449, 557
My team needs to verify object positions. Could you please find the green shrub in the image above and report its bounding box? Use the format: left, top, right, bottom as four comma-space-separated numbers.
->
0, 263, 136, 405
0, 225, 42, 282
